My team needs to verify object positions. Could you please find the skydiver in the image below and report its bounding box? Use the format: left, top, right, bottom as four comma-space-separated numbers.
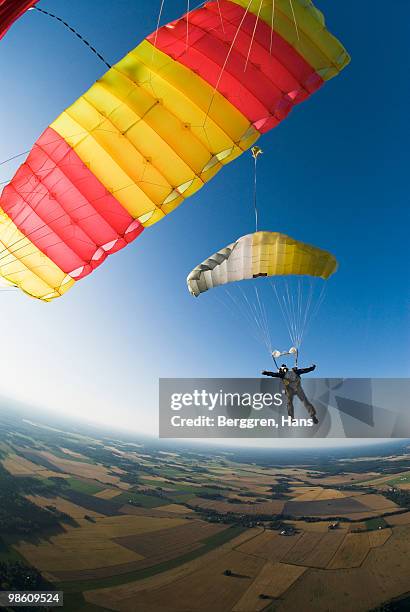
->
262, 364, 319, 424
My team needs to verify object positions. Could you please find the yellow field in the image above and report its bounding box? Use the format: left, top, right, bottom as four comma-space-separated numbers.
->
327, 532, 370, 569
289, 487, 352, 502
288, 487, 321, 501
283, 531, 347, 569
273, 525, 410, 612
238, 530, 303, 562
224, 474, 278, 486
159, 504, 195, 514
94, 549, 264, 612
36, 451, 130, 487
358, 494, 399, 511
16, 515, 188, 576
368, 528, 392, 548
59, 447, 87, 459
2, 454, 66, 478
304, 473, 379, 486
26, 495, 104, 519
94, 488, 123, 500
232, 561, 306, 611
16, 536, 142, 576
190, 497, 285, 515
386, 511, 410, 526
85, 529, 263, 609
140, 475, 172, 483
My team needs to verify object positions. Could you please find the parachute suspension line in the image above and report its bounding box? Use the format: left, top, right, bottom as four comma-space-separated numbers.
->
218, 288, 270, 353
254, 285, 273, 352
203, 0, 254, 126
244, 0, 264, 71
288, 0, 300, 42
296, 278, 302, 346
251, 146, 263, 232
152, 0, 166, 49
32, 7, 111, 70
270, 0, 276, 54
231, 285, 272, 354
186, 0, 190, 53
304, 281, 327, 340
253, 152, 258, 232
215, 0, 226, 35
270, 277, 329, 350
287, 282, 296, 342
0, 150, 30, 168
271, 281, 296, 349
299, 278, 315, 344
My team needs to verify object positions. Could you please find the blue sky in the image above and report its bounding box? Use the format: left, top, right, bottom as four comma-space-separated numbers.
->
0, 1, 408, 442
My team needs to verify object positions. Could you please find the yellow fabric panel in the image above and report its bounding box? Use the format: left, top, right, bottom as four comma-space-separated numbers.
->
0, 210, 75, 301
51, 102, 167, 224
251, 232, 337, 278
128, 41, 258, 151
187, 231, 337, 296
85, 85, 208, 187
51, 39, 259, 228
231, 0, 350, 79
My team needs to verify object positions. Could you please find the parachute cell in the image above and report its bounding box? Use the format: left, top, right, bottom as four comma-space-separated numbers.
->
187, 232, 338, 297
0, 0, 37, 40
0, 1, 349, 300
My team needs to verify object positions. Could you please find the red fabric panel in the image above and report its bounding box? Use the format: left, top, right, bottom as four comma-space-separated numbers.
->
0, 0, 37, 40
147, 0, 322, 133
0, 127, 144, 279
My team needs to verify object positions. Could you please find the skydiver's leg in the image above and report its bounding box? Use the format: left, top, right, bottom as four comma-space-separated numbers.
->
296, 386, 316, 418
285, 390, 295, 419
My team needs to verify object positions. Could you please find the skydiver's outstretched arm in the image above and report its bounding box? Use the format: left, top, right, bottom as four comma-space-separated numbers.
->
262, 370, 283, 378
295, 365, 316, 375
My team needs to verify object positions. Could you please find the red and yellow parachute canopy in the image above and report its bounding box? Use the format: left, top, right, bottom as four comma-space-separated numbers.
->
0, 0, 350, 301
0, 0, 37, 40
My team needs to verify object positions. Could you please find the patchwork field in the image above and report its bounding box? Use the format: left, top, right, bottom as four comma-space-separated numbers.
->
386, 511, 410, 526
1, 410, 409, 612
189, 497, 285, 515
232, 561, 306, 611
273, 526, 410, 612
88, 549, 265, 612
282, 530, 346, 568
14, 515, 188, 580
237, 530, 303, 562
26, 494, 105, 519
1, 454, 68, 478
327, 532, 370, 569
283, 494, 395, 519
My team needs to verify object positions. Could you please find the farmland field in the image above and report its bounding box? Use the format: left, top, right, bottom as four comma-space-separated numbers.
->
1, 408, 409, 612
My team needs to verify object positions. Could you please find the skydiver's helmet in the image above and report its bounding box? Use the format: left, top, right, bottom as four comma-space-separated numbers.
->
279, 364, 288, 374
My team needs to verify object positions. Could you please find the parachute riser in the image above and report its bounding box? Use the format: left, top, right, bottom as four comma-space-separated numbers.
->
251, 146, 263, 233
271, 347, 299, 369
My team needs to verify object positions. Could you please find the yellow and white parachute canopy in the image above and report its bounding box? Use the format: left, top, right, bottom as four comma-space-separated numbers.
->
187, 231, 337, 352
187, 231, 337, 297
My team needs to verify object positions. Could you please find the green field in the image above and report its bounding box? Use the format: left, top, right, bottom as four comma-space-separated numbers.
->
365, 517, 388, 531
113, 491, 171, 508
386, 473, 410, 487
66, 478, 106, 495
358, 471, 410, 487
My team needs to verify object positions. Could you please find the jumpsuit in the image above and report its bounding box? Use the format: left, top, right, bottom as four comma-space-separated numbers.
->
263, 366, 316, 419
